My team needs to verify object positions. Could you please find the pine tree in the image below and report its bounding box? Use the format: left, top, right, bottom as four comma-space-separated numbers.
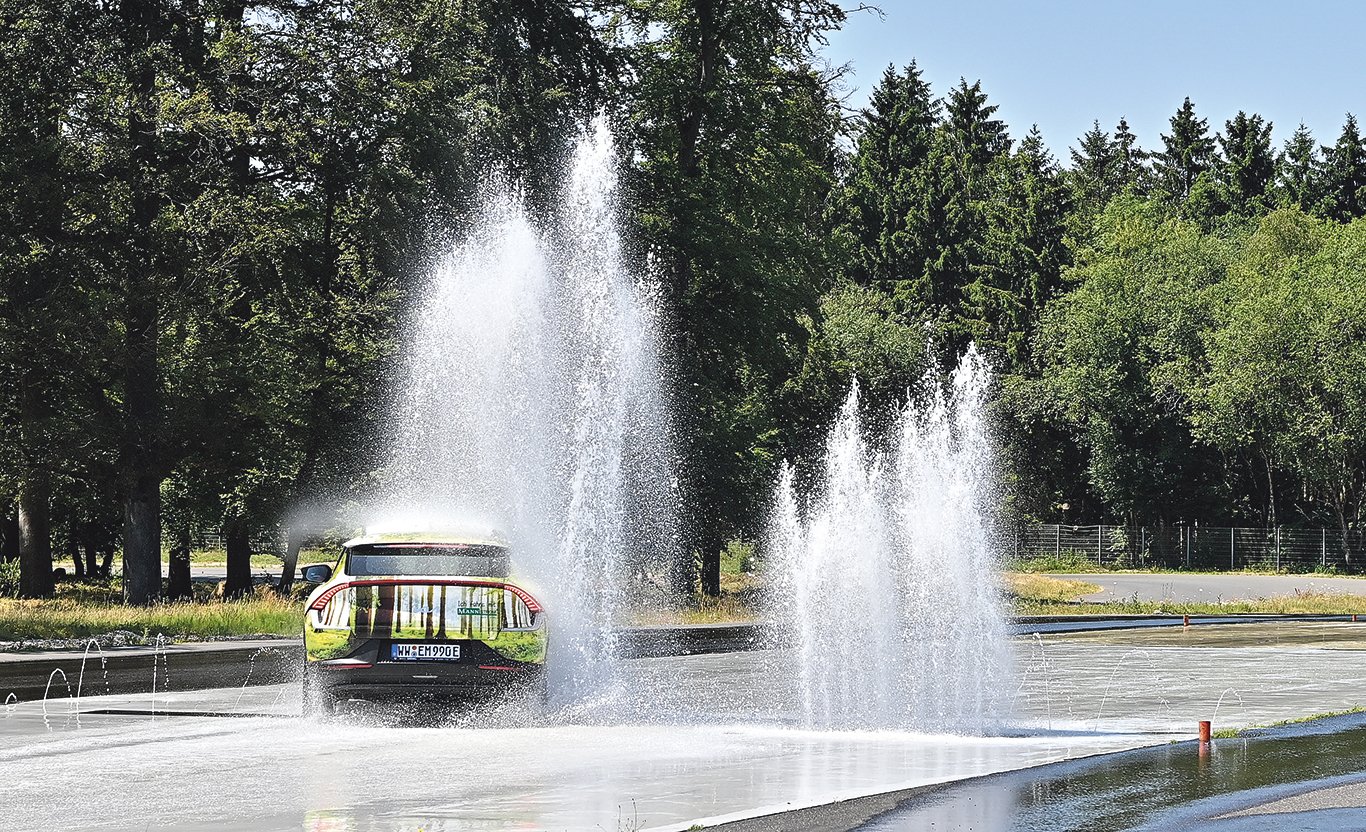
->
1218, 111, 1275, 215
942, 78, 1010, 168
909, 79, 1012, 358
1112, 117, 1149, 190
968, 126, 1071, 369
1156, 97, 1217, 200
1277, 124, 1323, 212
1068, 120, 1117, 210
841, 62, 939, 285
1320, 114, 1366, 221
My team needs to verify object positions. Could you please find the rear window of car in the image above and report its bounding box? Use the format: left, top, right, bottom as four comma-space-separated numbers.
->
346, 544, 509, 577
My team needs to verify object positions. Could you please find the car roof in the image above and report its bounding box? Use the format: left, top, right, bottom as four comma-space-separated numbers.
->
342, 531, 508, 548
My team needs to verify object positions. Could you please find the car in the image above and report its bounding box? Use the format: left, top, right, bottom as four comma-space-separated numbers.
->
300, 530, 547, 715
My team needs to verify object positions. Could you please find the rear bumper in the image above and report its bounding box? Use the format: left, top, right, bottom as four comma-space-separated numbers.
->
308, 638, 543, 696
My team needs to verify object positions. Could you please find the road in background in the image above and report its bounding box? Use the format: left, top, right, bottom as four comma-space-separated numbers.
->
1056, 572, 1366, 603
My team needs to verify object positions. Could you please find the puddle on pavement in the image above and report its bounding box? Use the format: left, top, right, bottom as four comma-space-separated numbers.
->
858, 715, 1366, 831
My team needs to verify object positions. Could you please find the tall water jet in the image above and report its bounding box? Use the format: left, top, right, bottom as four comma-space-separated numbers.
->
771, 346, 1012, 733
380, 119, 675, 699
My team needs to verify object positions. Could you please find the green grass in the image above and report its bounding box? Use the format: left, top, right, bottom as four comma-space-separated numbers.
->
1004, 571, 1366, 614
1015, 590, 1366, 616
0, 581, 302, 642
631, 592, 756, 626
1213, 706, 1366, 738
159, 548, 337, 567
1005, 572, 1101, 603
1008, 552, 1120, 573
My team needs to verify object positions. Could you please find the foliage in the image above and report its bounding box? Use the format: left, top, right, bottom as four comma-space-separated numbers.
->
0, 559, 18, 599
5, 2, 1366, 604
1022, 197, 1235, 522
1155, 97, 1217, 203
619, 0, 845, 592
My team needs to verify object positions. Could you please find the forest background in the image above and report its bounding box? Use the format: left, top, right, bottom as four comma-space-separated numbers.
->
3, 0, 1366, 602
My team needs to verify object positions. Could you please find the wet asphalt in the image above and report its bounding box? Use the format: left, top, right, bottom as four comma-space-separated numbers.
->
5, 622, 1366, 831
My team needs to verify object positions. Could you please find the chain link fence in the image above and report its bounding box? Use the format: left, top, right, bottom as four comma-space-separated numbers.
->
187, 529, 346, 558
1011, 524, 1366, 571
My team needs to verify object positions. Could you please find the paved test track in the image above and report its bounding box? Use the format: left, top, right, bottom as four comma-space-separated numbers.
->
4, 622, 1366, 831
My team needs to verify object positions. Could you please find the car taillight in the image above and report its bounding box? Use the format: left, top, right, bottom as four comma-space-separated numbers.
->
503, 583, 543, 614
309, 582, 351, 611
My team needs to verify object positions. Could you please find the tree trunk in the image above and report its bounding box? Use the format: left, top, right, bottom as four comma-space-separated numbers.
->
168, 524, 192, 600
224, 515, 252, 598
84, 538, 99, 581
1264, 454, 1277, 531
1, 506, 18, 563
1334, 494, 1353, 568
669, 0, 724, 599
17, 479, 54, 598
69, 516, 85, 581
278, 526, 302, 594
120, 0, 164, 606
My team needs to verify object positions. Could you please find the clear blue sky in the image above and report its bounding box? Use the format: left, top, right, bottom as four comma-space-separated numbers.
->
822, 0, 1365, 160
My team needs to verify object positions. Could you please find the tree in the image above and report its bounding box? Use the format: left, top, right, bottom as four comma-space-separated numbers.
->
781, 283, 929, 452
1218, 111, 1275, 215
1277, 124, 1323, 212
623, 0, 845, 595
115, 0, 168, 605
839, 62, 939, 286
904, 79, 1012, 357
965, 126, 1071, 369
1068, 120, 1118, 212
1029, 197, 1234, 524
0, 0, 116, 597
1155, 97, 1216, 202
1067, 117, 1149, 243
1185, 211, 1366, 541
1112, 117, 1149, 192
1320, 114, 1366, 222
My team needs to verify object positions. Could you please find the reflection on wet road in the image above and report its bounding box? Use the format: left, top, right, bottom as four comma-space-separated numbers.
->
860, 715, 1366, 831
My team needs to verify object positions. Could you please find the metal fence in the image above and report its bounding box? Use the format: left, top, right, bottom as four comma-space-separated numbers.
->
1012, 524, 1366, 571
187, 530, 344, 557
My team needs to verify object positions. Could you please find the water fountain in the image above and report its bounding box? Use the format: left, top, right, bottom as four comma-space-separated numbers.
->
771, 347, 1014, 733
378, 118, 675, 701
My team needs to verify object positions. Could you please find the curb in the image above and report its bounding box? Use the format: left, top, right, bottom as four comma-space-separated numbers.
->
0, 640, 295, 703
4, 615, 1358, 703
0, 625, 772, 702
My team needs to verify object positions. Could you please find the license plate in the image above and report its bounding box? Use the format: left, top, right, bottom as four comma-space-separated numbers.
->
391, 643, 460, 662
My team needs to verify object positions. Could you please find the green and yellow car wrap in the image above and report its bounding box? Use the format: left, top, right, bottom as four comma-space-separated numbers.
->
301, 532, 547, 713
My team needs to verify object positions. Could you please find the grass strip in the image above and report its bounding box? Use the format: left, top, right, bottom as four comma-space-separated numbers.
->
1014, 591, 1366, 616
0, 592, 300, 642
1213, 706, 1366, 738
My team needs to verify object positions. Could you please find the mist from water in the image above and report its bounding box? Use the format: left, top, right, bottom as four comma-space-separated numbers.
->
771, 347, 1014, 734
378, 119, 675, 701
